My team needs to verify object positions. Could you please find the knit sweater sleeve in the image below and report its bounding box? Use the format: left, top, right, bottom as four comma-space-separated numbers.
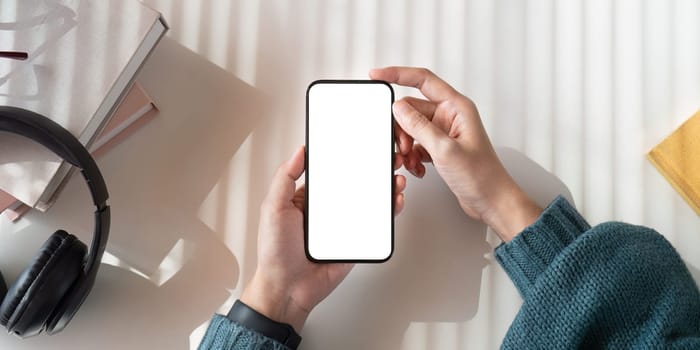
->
495, 196, 700, 349
197, 314, 290, 350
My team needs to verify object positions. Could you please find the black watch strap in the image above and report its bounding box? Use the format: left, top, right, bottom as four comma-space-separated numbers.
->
226, 300, 302, 349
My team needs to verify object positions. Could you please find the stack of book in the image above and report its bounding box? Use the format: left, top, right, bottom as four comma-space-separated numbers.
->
0, 0, 167, 220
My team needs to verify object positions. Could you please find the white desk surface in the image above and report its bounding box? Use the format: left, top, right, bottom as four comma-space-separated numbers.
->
1, 0, 699, 349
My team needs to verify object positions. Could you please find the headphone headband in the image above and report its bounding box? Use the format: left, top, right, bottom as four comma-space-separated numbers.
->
0, 106, 109, 272
0, 106, 108, 209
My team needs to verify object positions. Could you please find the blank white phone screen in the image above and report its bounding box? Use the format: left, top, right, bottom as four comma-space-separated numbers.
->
306, 81, 393, 261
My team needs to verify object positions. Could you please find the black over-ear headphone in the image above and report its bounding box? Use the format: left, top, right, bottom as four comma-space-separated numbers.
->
0, 106, 110, 337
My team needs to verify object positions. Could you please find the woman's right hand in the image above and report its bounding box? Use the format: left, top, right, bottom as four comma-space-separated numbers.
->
370, 67, 542, 242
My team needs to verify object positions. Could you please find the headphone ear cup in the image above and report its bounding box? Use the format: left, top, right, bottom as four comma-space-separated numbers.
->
0, 230, 86, 337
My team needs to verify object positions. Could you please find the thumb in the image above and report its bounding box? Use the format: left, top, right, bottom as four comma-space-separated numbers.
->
267, 145, 305, 209
392, 99, 446, 155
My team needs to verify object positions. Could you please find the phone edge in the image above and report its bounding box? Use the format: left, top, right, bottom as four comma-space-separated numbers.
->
303, 79, 395, 263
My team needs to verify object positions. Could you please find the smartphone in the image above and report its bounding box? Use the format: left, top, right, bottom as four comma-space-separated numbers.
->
305, 80, 394, 262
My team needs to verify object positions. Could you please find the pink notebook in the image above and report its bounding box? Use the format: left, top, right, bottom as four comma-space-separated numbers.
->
1, 82, 158, 221
0, 190, 16, 213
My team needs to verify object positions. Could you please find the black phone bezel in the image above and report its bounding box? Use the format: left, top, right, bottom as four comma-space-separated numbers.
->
304, 79, 395, 263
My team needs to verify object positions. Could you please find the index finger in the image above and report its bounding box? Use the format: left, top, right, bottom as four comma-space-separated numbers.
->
369, 66, 458, 102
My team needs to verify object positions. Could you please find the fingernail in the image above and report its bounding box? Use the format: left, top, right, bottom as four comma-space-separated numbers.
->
392, 100, 409, 115
293, 145, 304, 160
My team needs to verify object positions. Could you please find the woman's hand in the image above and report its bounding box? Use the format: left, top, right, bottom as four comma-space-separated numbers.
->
370, 67, 542, 242
241, 146, 406, 332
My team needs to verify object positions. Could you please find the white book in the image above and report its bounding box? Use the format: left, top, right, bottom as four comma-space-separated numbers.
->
0, 0, 167, 211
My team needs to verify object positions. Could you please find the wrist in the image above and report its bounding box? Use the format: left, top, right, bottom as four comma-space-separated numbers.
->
240, 273, 309, 333
482, 179, 542, 242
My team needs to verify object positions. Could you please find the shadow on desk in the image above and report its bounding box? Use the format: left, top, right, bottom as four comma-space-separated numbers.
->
0, 34, 587, 348
689, 266, 700, 288
0, 37, 266, 349
303, 147, 573, 350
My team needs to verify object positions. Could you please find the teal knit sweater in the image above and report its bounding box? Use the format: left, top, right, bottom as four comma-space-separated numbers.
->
198, 197, 700, 349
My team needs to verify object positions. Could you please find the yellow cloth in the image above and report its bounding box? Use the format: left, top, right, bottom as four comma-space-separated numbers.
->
648, 110, 700, 216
